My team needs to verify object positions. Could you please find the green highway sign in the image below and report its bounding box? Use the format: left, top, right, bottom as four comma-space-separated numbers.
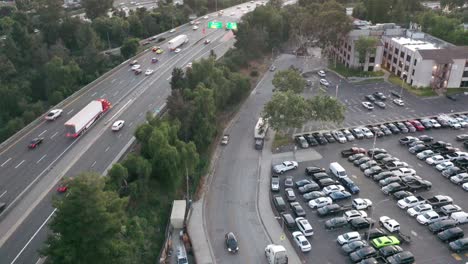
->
208, 21, 223, 29
226, 22, 237, 30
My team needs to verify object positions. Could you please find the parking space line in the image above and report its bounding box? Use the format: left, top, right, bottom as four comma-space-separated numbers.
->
14, 160, 25, 169
50, 131, 58, 139
452, 254, 462, 261
37, 130, 47, 137
66, 109, 74, 115
36, 154, 47, 164
1, 158, 11, 167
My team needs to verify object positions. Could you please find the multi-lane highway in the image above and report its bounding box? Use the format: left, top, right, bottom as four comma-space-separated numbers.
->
0, 4, 253, 263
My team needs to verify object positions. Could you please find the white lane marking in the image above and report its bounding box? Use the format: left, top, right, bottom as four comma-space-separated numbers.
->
417, 163, 423, 167
1, 158, 12, 167
91, 161, 96, 167
111, 79, 116, 83
14, 160, 25, 169
129, 122, 134, 127
101, 94, 106, 98
50, 132, 58, 139
105, 146, 110, 152
106, 99, 132, 123
411, 230, 418, 237
166, 75, 172, 81
0, 190, 7, 199
66, 109, 74, 115
34, 257, 44, 264
37, 130, 47, 137
91, 92, 97, 97
36, 154, 47, 164
10, 208, 57, 264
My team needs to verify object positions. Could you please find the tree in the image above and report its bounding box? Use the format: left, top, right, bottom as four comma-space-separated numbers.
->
42, 173, 129, 264
170, 68, 186, 90
107, 163, 129, 193
262, 91, 310, 131
120, 38, 139, 59
191, 84, 216, 151
355, 36, 377, 68
315, 1, 352, 48
308, 93, 346, 124
82, 0, 114, 20
272, 69, 306, 93
441, 0, 465, 9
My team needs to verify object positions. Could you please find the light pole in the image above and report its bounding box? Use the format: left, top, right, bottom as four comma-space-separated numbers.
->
366, 198, 390, 242
275, 216, 285, 241
400, 72, 407, 98
371, 131, 378, 160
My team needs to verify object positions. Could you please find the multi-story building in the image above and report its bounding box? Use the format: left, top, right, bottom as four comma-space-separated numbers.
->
329, 21, 468, 89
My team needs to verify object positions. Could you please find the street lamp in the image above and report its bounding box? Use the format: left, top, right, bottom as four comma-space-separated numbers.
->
275, 216, 285, 241
366, 198, 390, 242
400, 72, 407, 98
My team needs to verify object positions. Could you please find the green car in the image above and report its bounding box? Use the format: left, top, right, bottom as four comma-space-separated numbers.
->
371, 236, 400, 249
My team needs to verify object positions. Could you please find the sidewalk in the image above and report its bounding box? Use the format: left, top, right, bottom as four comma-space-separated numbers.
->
187, 198, 214, 264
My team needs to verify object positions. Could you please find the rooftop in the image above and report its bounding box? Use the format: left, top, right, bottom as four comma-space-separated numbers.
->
392, 37, 440, 52
418, 46, 468, 63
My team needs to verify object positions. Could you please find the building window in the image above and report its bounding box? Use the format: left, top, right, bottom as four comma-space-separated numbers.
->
463, 71, 468, 77
406, 55, 411, 62
395, 48, 399, 54
393, 57, 397, 64
387, 62, 390, 68
397, 70, 401, 76
388, 54, 392, 60
348, 46, 351, 52
391, 66, 396, 72
398, 61, 403, 68
384, 42, 388, 48
383, 51, 387, 57
414, 60, 417, 66
461, 81, 468, 87
347, 54, 350, 60
404, 65, 409, 72
400, 52, 404, 58
369, 57, 375, 63
368, 66, 374, 71
412, 69, 415, 76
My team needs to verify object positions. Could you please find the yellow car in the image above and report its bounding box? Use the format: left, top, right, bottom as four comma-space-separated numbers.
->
152, 46, 160, 52
156, 48, 164, 54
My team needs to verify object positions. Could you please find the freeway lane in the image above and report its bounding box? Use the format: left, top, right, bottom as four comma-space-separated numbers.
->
0, 7, 243, 263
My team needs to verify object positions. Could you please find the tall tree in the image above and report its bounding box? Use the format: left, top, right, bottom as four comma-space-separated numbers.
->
272, 69, 306, 93
120, 38, 139, 59
191, 84, 216, 151
42, 173, 129, 264
82, 0, 114, 20
308, 93, 346, 124
262, 91, 310, 131
355, 36, 378, 69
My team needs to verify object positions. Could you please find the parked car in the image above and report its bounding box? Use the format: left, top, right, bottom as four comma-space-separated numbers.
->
342, 240, 368, 255
303, 191, 326, 201
273, 161, 298, 174
325, 217, 349, 230
292, 231, 312, 252
449, 238, 468, 253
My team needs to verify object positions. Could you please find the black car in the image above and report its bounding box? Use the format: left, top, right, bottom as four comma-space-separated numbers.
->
368, 148, 387, 157
304, 134, 319, 146
325, 217, 349, 230
350, 218, 375, 230
305, 166, 326, 176
303, 191, 325, 201
323, 132, 336, 143
379, 245, 403, 258
298, 183, 320, 193
438, 227, 464, 243
369, 126, 384, 137
447, 94, 458, 101
382, 183, 408, 195
373, 92, 387, 100
379, 125, 392, 136
392, 190, 413, 200
450, 238, 468, 253
225, 232, 239, 253
391, 90, 402, 98
387, 123, 400, 134
312, 172, 331, 181
28, 137, 44, 149
350, 246, 378, 263
405, 179, 432, 191
342, 240, 368, 255
396, 122, 409, 133
373, 171, 395, 181
290, 202, 306, 217
317, 178, 339, 188
387, 251, 414, 264
317, 204, 344, 217
312, 132, 328, 145
365, 95, 377, 102
364, 228, 387, 240
420, 119, 433, 129
418, 135, 434, 142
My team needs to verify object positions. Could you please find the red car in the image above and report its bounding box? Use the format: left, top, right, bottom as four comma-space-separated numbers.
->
409, 120, 425, 131
57, 185, 68, 193
28, 137, 44, 149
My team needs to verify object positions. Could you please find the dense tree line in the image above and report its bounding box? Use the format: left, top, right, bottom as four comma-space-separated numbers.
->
0, 0, 189, 143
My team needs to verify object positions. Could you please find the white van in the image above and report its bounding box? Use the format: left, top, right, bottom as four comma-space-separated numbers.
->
451, 211, 468, 224
329, 162, 347, 178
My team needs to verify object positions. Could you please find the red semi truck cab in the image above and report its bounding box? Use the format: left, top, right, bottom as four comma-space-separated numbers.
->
64, 99, 112, 138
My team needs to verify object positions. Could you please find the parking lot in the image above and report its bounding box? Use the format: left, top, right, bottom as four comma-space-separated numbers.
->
271, 126, 468, 264
286, 71, 468, 135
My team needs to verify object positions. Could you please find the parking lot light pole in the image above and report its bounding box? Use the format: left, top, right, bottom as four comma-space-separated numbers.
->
275, 216, 285, 240
366, 198, 390, 242
400, 72, 407, 98
371, 132, 378, 160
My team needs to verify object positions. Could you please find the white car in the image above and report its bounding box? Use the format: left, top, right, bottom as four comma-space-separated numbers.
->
450, 173, 468, 185
352, 198, 373, 210
131, 64, 141, 71
45, 109, 63, 120
169, 29, 176, 33
317, 70, 326, 77
192, 25, 199, 30
186, 62, 193, 68
332, 130, 347, 143
426, 155, 446, 165
416, 150, 435, 160
360, 127, 374, 138
337, 231, 361, 245
203, 15, 208, 19
295, 217, 314, 236
429, 119, 441, 128
145, 69, 154, 76
392, 167, 416, 177
361, 101, 374, 110
323, 185, 345, 195
407, 204, 433, 217
292, 231, 311, 252
449, 119, 461, 129
393, 99, 404, 106
436, 161, 454, 171
112, 120, 125, 131
463, 182, 468, 191
320, 79, 330, 86
174, 48, 182, 53
456, 117, 468, 127
343, 210, 368, 221
308, 197, 333, 209
416, 211, 445, 225
272, 161, 298, 174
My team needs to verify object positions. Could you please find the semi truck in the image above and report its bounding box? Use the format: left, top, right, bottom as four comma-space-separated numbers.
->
265, 244, 288, 264
64, 99, 112, 138
254, 117, 268, 150
168, 35, 188, 51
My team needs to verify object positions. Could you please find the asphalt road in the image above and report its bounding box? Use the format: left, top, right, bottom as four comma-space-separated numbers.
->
288, 70, 468, 135
204, 53, 321, 263
274, 127, 468, 264
0, 6, 246, 264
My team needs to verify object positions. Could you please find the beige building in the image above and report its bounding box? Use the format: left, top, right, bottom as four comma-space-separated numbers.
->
329, 21, 468, 90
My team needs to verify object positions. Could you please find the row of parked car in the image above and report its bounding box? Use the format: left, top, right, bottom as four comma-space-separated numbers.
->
294, 113, 468, 149
399, 136, 468, 192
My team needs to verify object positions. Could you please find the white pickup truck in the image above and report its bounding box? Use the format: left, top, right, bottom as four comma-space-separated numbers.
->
416, 211, 449, 225
379, 216, 412, 243
397, 195, 426, 209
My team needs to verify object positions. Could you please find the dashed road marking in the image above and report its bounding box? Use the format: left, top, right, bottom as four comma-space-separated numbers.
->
66, 109, 74, 115
91, 92, 97, 97
166, 75, 172, 81
417, 163, 423, 167
91, 161, 96, 168
1, 158, 12, 167
38, 130, 47, 137
15, 160, 25, 169
410, 230, 418, 237
36, 154, 47, 164
111, 79, 116, 83
50, 132, 58, 139
105, 146, 110, 152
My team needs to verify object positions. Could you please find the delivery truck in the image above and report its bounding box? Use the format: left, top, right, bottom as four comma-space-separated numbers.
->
168, 35, 188, 51
64, 99, 112, 138
254, 117, 268, 150
265, 244, 288, 264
